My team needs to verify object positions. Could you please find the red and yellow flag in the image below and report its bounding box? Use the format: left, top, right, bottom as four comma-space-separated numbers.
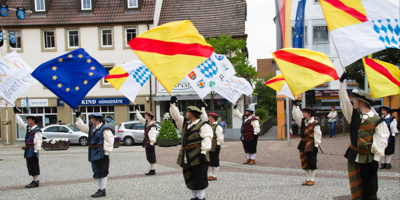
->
265, 75, 285, 91
363, 58, 400, 99
128, 20, 214, 93
272, 48, 339, 96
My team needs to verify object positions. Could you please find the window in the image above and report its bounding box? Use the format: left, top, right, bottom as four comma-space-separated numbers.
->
35, 0, 45, 12
67, 29, 79, 49
313, 26, 329, 44
8, 30, 22, 52
44, 127, 58, 132
125, 27, 136, 45
43, 30, 55, 49
101, 28, 113, 47
59, 127, 70, 132
102, 65, 114, 84
129, 104, 145, 121
82, 0, 92, 10
127, 0, 138, 8
16, 107, 58, 139
73, 106, 115, 132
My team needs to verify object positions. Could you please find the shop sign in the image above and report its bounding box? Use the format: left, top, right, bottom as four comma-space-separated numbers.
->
21, 99, 48, 107
157, 79, 196, 94
79, 98, 130, 106
314, 89, 353, 97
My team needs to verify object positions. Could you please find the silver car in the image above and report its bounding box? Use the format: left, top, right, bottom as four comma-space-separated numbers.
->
116, 121, 161, 146
41, 124, 88, 146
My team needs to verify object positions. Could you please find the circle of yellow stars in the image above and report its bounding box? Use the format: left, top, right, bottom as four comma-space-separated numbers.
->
52, 53, 96, 93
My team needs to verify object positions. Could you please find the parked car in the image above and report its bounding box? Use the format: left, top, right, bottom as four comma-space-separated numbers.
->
116, 121, 162, 146
41, 124, 88, 146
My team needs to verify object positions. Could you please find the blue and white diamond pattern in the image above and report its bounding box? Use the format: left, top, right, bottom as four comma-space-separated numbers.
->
372, 19, 400, 49
197, 57, 218, 78
130, 65, 152, 87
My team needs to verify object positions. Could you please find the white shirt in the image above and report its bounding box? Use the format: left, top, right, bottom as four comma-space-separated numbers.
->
339, 82, 389, 161
383, 114, 398, 136
75, 118, 114, 155
136, 110, 157, 145
170, 103, 212, 154
200, 107, 224, 145
233, 109, 260, 135
15, 114, 42, 153
292, 106, 322, 147
327, 111, 338, 123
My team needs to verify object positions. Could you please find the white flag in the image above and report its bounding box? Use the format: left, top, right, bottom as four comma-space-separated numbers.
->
213, 76, 254, 103
0, 52, 38, 106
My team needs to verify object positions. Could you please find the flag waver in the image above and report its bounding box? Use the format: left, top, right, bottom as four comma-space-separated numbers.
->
320, 0, 400, 67
129, 20, 214, 94
265, 74, 295, 100
273, 48, 339, 96
362, 58, 400, 98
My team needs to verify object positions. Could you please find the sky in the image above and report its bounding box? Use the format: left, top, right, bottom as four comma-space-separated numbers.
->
245, 0, 277, 69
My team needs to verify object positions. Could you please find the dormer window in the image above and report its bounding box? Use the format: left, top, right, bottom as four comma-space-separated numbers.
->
127, 0, 138, 8
82, 0, 92, 10
35, 0, 45, 12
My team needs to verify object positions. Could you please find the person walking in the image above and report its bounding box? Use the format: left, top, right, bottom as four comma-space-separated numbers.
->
339, 73, 389, 200
234, 105, 260, 165
327, 106, 338, 138
170, 96, 212, 200
136, 110, 157, 175
14, 107, 43, 188
292, 102, 322, 186
379, 106, 398, 169
75, 112, 114, 198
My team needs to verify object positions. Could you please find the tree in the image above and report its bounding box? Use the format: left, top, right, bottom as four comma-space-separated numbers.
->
253, 73, 277, 117
346, 49, 400, 89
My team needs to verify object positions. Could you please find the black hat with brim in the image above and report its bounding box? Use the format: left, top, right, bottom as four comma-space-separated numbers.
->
26, 115, 40, 123
89, 113, 104, 119
352, 91, 374, 106
379, 106, 391, 113
301, 107, 316, 116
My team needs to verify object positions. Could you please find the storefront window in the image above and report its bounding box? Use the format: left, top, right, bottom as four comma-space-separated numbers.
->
74, 106, 115, 132
16, 107, 58, 139
128, 104, 145, 121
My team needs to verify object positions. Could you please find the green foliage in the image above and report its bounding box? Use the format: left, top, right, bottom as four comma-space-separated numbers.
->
346, 49, 400, 89
157, 119, 179, 140
255, 108, 268, 122
253, 73, 277, 116
206, 34, 258, 83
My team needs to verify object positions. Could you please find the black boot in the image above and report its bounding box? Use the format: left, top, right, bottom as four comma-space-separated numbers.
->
379, 163, 387, 169
145, 169, 156, 175
91, 189, 106, 198
25, 180, 39, 188
386, 163, 392, 169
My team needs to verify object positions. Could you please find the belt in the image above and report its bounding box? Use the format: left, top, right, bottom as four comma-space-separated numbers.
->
22, 144, 34, 150
301, 137, 314, 142
212, 138, 217, 142
241, 132, 254, 136
181, 143, 201, 150
350, 144, 372, 155
89, 144, 104, 148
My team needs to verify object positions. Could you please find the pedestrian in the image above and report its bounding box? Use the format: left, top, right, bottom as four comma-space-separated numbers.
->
170, 96, 212, 200
136, 109, 157, 175
75, 112, 114, 198
379, 106, 398, 169
339, 73, 389, 200
234, 105, 260, 165
292, 102, 322, 186
200, 108, 224, 181
14, 107, 43, 188
218, 117, 227, 133
58, 120, 62, 124
327, 106, 338, 138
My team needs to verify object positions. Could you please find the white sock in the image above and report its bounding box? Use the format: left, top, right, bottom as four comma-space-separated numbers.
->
209, 167, 214, 177
214, 167, 219, 178
197, 189, 205, 199
100, 177, 107, 190
150, 163, 156, 170
247, 153, 251, 159
380, 156, 386, 164
96, 179, 101, 189
250, 153, 256, 160
386, 155, 392, 163
33, 175, 39, 181
191, 190, 197, 198
310, 170, 316, 181
305, 170, 310, 181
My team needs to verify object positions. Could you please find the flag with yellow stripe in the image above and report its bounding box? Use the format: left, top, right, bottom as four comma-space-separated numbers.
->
128, 20, 214, 94
272, 48, 339, 96
105, 60, 152, 103
362, 58, 400, 98
265, 74, 295, 99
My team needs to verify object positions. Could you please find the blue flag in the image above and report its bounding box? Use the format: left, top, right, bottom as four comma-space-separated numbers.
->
32, 48, 109, 109
293, 0, 306, 48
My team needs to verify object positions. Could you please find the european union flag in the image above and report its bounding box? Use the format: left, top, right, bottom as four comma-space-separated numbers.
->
32, 48, 109, 109
293, 0, 306, 48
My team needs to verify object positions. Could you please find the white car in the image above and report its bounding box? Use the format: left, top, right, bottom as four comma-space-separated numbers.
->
116, 121, 162, 146
41, 124, 88, 146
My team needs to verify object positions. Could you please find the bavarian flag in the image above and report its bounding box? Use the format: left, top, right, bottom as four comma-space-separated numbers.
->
104, 60, 152, 103
265, 74, 295, 100
128, 20, 214, 94
272, 48, 339, 96
362, 58, 400, 98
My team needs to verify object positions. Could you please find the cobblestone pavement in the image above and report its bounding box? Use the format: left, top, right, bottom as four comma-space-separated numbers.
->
0, 134, 399, 200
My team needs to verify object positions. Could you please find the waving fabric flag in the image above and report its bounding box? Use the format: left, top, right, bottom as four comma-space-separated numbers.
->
362, 58, 400, 98
292, 0, 306, 48
275, 0, 293, 49
129, 20, 214, 94
0, 51, 38, 106
273, 48, 339, 96
104, 60, 151, 103
320, 0, 400, 67
265, 75, 295, 100
32, 48, 109, 109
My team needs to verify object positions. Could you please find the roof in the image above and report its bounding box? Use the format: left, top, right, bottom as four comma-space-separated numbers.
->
0, 0, 155, 27
158, 0, 247, 38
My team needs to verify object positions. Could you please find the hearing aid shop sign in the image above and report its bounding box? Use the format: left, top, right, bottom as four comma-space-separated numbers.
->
79, 98, 130, 106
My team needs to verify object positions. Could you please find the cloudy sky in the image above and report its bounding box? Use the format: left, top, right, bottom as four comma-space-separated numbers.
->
245, 0, 276, 69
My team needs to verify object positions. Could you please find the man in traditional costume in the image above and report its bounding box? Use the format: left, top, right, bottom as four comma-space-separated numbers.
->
136, 110, 157, 175
379, 106, 398, 169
